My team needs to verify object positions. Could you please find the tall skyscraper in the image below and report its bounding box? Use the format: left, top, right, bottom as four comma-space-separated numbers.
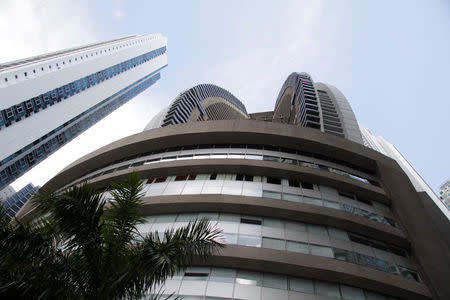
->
1, 183, 39, 219
439, 180, 450, 210
0, 34, 168, 190
18, 72, 449, 299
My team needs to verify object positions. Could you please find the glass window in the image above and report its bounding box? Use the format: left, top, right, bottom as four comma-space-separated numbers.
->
241, 217, 262, 225
263, 190, 281, 200
222, 233, 237, 244
315, 281, 341, 298
307, 224, 328, 235
235, 270, 262, 286
267, 177, 281, 184
210, 174, 217, 180
398, 266, 420, 282
285, 221, 306, 232
324, 200, 341, 210
301, 182, 314, 190
210, 268, 236, 283
184, 272, 209, 281
262, 273, 287, 289
236, 174, 244, 181
154, 176, 167, 183
340, 285, 365, 300
175, 175, 188, 181
176, 213, 198, 222
262, 237, 285, 250
289, 277, 314, 294
310, 245, 333, 258
263, 218, 284, 229
328, 227, 349, 240
244, 175, 254, 182
286, 241, 309, 254
237, 234, 261, 247
288, 179, 300, 187
263, 155, 281, 162
282, 193, 302, 202
303, 196, 322, 206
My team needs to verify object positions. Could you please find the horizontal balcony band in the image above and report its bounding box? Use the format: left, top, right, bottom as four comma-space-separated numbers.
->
193, 245, 431, 300
80, 158, 389, 205
43, 120, 388, 191
137, 194, 408, 248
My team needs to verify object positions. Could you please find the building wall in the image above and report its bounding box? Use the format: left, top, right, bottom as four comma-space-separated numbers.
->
0, 34, 168, 189
20, 120, 450, 300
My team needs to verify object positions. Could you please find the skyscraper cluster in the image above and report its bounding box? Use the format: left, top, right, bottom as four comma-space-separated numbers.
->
3, 36, 449, 299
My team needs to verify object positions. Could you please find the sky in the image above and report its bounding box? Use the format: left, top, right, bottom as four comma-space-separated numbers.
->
1, 0, 449, 193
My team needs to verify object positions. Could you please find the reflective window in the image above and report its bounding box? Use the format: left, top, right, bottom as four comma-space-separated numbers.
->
315, 281, 341, 298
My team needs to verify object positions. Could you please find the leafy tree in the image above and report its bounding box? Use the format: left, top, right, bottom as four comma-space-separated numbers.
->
0, 173, 223, 299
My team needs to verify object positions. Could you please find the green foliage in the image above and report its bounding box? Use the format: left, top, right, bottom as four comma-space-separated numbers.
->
0, 172, 223, 299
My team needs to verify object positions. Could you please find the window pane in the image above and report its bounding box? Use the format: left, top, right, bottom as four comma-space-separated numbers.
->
307, 224, 328, 235
286, 241, 309, 254
285, 221, 306, 232
282, 193, 302, 202
303, 196, 322, 206
324, 200, 341, 210
210, 268, 236, 283
263, 190, 281, 200
289, 277, 314, 293
263, 218, 284, 228
236, 270, 262, 286
315, 281, 341, 298
222, 233, 237, 244
328, 227, 349, 240
340, 285, 365, 300
310, 245, 333, 258
237, 234, 261, 247
262, 273, 287, 289
262, 237, 285, 250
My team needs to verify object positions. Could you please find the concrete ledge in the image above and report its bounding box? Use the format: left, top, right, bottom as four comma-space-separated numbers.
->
195, 245, 432, 299
138, 194, 408, 248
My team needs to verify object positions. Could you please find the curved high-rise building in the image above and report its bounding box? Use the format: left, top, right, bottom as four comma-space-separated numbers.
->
272, 72, 363, 144
18, 73, 449, 300
145, 84, 248, 130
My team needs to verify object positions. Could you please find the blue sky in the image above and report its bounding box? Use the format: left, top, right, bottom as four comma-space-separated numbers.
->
1, 0, 449, 192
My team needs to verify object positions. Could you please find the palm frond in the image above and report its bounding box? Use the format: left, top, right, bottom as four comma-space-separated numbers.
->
136, 218, 224, 286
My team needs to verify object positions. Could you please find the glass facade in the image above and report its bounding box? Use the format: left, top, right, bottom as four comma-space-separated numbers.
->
0, 69, 163, 189
153, 267, 399, 300
0, 46, 166, 129
1, 183, 38, 219
136, 213, 419, 282
139, 173, 395, 228
63, 144, 379, 192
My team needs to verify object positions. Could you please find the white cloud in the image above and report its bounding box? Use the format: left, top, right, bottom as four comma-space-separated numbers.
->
113, 9, 124, 20
0, 0, 96, 63
200, 0, 348, 114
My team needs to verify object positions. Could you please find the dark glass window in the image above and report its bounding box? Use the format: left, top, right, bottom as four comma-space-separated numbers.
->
154, 176, 167, 183
188, 174, 196, 180
147, 177, 155, 184
339, 191, 355, 199
288, 180, 300, 187
236, 174, 244, 181
267, 177, 281, 185
240, 218, 262, 225
175, 175, 188, 181
244, 175, 254, 182
301, 182, 314, 190
210, 174, 217, 180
